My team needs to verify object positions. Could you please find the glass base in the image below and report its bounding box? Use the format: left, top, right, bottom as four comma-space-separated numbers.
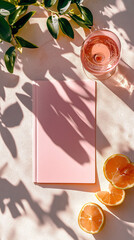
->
83, 66, 117, 82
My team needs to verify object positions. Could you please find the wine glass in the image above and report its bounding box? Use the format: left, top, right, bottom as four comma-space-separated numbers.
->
80, 29, 121, 81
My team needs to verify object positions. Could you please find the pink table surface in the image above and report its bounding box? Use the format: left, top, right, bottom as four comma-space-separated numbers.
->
0, 1, 134, 239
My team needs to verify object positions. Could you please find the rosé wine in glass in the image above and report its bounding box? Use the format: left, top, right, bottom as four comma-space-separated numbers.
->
81, 29, 121, 80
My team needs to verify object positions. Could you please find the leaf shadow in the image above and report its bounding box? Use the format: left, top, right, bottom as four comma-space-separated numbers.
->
15, 79, 110, 191
12, 6, 110, 162
48, 191, 79, 240
0, 178, 45, 222
11, 12, 88, 81
0, 162, 8, 177
33, 80, 95, 165
0, 102, 23, 158
0, 178, 79, 239
0, 68, 19, 101
0, 124, 17, 158
16, 83, 110, 167
1, 102, 23, 127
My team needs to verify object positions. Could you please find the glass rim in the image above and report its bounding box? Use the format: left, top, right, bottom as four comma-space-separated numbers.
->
83, 28, 121, 52
81, 28, 121, 75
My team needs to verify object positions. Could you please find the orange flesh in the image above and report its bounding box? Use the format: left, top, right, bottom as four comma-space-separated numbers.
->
79, 203, 104, 233
104, 155, 134, 188
96, 184, 125, 205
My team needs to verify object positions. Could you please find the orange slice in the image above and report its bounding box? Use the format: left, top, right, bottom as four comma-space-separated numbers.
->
95, 183, 125, 206
103, 154, 134, 189
78, 202, 104, 234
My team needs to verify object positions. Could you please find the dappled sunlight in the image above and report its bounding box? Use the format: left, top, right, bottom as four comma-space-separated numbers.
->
113, 75, 134, 95
102, 59, 134, 112
105, 61, 134, 95
0, 1, 134, 239
92, 0, 134, 70
96, 78, 134, 158
102, 0, 126, 18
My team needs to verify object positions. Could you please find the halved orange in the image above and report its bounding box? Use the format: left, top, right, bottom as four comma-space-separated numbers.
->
78, 202, 104, 234
95, 183, 125, 206
103, 154, 134, 189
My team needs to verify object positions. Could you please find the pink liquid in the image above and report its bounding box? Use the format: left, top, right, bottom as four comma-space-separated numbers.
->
81, 34, 120, 76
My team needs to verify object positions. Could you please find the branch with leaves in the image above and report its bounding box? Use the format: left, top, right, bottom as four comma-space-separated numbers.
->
0, 0, 93, 73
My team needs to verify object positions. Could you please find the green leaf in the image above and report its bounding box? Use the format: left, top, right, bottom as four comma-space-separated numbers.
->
10, 0, 18, 4
0, 0, 16, 14
15, 36, 38, 48
0, 15, 12, 42
8, 6, 28, 25
12, 11, 36, 34
57, 0, 71, 14
59, 18, 74, 38
4, 46, 16, 73
77, 5, 93, 26
0, 9, 10, 16
44, 0, 57, 7
71, 0, 83, 3
69, 13, 90, 28
47, 15, 59, 39
19, 5, 28, 15
18, 0, 37, 5
8, 7, 24, 25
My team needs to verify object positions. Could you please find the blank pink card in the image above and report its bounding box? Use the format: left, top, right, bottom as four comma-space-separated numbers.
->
33, 79, 96, 183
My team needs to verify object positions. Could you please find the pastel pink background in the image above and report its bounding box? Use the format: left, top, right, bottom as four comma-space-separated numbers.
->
0, 1, 134, 240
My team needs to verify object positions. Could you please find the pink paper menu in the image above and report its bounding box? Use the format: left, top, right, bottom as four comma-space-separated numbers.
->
33, 79, 96, 183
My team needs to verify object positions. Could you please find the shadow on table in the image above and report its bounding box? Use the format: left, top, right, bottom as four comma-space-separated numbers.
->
16, 80, 110, 158
0, 13, 95, 163
0, 177, 79, 240
106, 187, 134, 223
92, 0, 134, 47
0, 101, 23, 158
95, 208, 134, 240
121, 149, 134, 164
94, 177, 134, 240
0, 69, 19, 101
0, 2, 134, 238
90, 0, 134, 112
95, 182, 134, 239
0, 178, 44, 223
102, 60, 134, 111
0, 66, 23, 158
16, 79, 110, 192
33, 80, 96, 165
2, 0, 133, 188
0, 0, 122, 161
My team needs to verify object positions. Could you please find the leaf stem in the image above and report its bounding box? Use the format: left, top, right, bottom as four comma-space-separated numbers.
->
34, 1, 59, 16
11, 36, 17, 47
